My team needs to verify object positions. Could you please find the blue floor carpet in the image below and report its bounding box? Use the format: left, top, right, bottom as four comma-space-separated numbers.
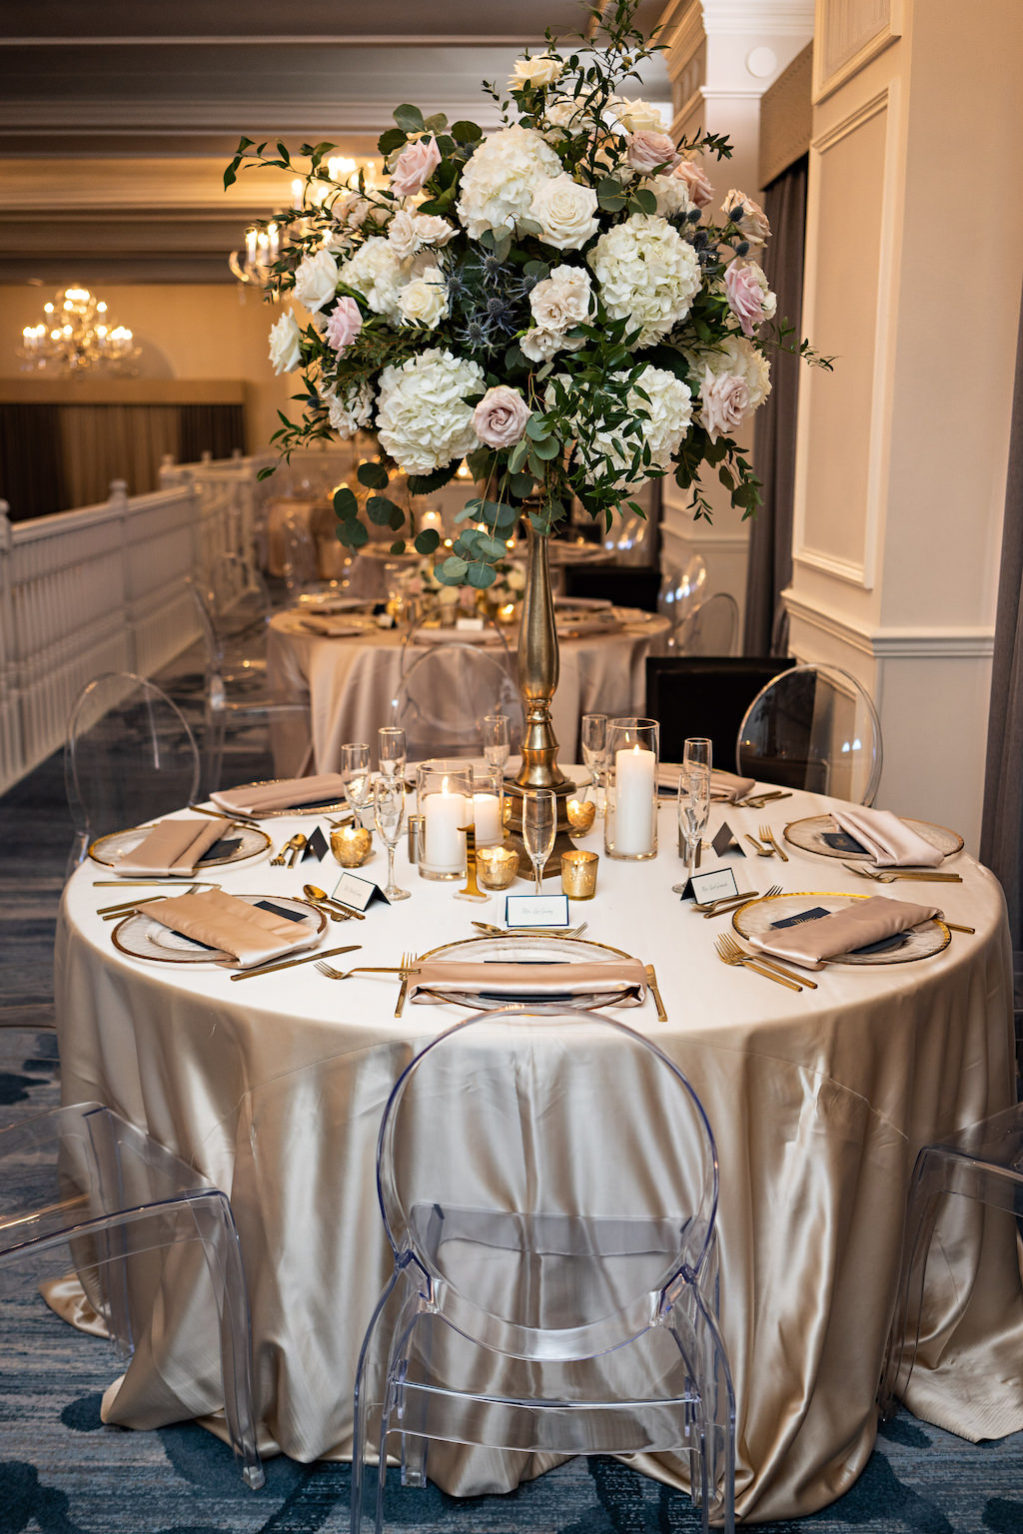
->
0, 658, 1021, 1530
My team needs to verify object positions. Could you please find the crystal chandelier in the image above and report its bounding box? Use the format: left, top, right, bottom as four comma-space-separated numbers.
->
19, 286, 139, 376
228, 158, 379, 286
228, 222, 282, 286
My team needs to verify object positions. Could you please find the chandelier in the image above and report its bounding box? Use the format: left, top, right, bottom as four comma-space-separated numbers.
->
228, 158, 379, 287
19, 286, 139, 376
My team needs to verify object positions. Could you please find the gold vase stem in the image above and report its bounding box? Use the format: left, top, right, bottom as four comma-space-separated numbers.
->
510, 519, 573, 817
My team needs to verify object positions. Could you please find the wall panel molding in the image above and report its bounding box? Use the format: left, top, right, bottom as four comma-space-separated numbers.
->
813, 0, 902, 103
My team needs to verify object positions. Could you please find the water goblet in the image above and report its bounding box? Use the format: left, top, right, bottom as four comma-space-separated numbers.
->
677, 764, 712, 887
481, 713, 510, 776
522, 788, 557, 896
374, 778, 411, 901
377, 725, 407, 785
580, 712, 608, 812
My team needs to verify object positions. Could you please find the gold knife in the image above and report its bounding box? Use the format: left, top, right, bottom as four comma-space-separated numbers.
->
229, 944, 361, 981
644, 963, 667, 1022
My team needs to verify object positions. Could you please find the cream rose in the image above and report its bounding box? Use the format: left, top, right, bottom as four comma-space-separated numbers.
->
721, 189, 771, 244
397, 267, 449, 329
529, 173, 599, 252
389, 136, 441, 198
529, 265, 592, 332
473, 385, 531, 449
387, 208, 456, 260
520, 327, 564, 363
292, 247, 339, 314
508, 53, 564, 90
613, 97, 666, 133
268, 310, 301, 374
692, 334, 771, 440
627, 131, 680, 174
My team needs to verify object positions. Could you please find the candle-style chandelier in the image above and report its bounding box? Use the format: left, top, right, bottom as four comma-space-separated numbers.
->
228, 158, 379, 287
19, 286, 139, 376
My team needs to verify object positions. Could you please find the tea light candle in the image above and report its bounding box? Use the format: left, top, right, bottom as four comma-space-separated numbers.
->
330, 826, 372, 867
424, 776, 468, 873
476, 844, 519, 890
472, 791, 502, 847
566, 796, 596, 834
561, 849, 598, 899
614, 743, 655, 855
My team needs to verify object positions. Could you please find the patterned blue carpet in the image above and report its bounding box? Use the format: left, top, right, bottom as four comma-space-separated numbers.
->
1, 660, 1021, 1531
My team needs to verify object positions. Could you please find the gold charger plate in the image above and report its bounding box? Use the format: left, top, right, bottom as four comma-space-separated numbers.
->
89, 821, 271, 870
732, 890, 951, 967
783, 814, 964, 861
110, 894, 327, 965
413, 933, 640, 1010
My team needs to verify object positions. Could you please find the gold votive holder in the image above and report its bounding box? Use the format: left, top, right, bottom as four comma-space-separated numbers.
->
566, 795, 596, 835
561, 849, 598, 900
476, 845, 520, 890
330, 826, 372, 868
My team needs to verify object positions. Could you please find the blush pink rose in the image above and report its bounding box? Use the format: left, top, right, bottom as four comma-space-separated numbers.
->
724, 261, 767, 338
674, 159, 714, 209
700, 372, 750, 441
472, 385, 531, 450
390, 136, 442, 198
324, 296, 363, 353
627, 130, 680, 174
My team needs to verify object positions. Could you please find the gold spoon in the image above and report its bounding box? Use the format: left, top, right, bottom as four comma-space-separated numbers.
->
301, 883, 345, 922
303, 882, 365, 920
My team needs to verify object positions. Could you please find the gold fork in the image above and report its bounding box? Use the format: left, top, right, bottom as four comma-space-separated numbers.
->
270, 833, 303, 867
759, 824, 789, 862
714, 933, 803, 991
716, 931, 816, 989
700, 883, 782, 917
745, 833, 773, 857
394, 951, 415, 1016
841, 861, 962, 885
314, 957, 417, 981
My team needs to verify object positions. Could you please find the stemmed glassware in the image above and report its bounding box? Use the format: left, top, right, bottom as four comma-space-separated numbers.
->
377, 726, 407, 785
677, 764, 712, 887
684, 737, 713, 774
341, 742, 374, 828
481, 714, 510, 777
580, 713, 608, 812
522, 788, 556, 896
373, 778, 410, 901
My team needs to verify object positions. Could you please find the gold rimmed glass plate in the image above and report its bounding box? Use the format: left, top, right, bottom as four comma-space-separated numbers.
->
208, 781, 349, 819
783, 815, 964, 861
732, 890, 951, 966
110, 894, 326, 965
414, 933, 639, 1010
89, 822, 271, 870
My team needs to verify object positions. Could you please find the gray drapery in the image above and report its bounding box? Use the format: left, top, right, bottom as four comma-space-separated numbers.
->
742, 155, 808, 657
980, 286, 1023, 947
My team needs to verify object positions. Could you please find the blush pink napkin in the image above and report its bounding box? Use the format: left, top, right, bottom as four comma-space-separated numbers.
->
749, 895, 941, 970
830, 806, 944, 867
555, 615, 620, 638
408, 957, 648, 1006
211, 773, 348, 815
658, 765, 756, 802
136, 888, 318, 967
116, 817, 229, 876
298, 616, 367, 637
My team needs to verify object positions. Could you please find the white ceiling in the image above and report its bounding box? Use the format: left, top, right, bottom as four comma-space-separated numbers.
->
0, 0, 673, 284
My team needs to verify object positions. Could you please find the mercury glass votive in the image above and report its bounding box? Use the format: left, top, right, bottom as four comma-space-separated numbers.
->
330, 826, 373, 867
561, 849, 598, 900
476, 844, 519, 890
566, 787, 596, 835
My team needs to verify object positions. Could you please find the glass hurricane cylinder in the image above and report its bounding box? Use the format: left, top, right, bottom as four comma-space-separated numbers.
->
416, 760, 474, 880
471, 767, 504, 848
604, 717, 659, 861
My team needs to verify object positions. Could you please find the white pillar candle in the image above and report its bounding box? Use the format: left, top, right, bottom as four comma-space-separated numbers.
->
424, 778, 468, 872
614, 744, 656, 855
472, 792, 502, 847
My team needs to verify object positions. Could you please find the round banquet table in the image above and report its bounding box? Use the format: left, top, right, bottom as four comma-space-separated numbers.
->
265, 605, 669, 770
54, 785, 1023, 1522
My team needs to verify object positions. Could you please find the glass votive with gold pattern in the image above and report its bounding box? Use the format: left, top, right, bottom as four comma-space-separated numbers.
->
566, 784, 596, 836
561, 849, 598, 900
476, 844, 520, 890
330, 826, 373, 867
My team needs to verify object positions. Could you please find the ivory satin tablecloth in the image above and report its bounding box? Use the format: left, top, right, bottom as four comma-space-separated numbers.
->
54, 788, 1023, 1522
265, 608, 668, 770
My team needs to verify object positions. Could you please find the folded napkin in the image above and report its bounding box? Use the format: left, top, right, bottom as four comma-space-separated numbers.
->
555, 615, 619, 638
211, 773, 348, 816
657, 765, 756, 802
749, 895, 940, 970
136, 888, 318, 967
408, 957, 648, 1006
830, 806, 944, 868
299, 616, 367, 638
116, 817, 228, 876
412, 627, 502, 646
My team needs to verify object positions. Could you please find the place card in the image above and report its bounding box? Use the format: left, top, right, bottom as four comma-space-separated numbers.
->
303, 826, 329, 862
677, 867, 738, 904
456, 616, 485, 631
331, 870, 391, 912
711, 821, 745, 858
504, 893, 570, 928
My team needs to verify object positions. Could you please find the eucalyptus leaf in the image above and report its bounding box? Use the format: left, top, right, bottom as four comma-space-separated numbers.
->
367, 494, 403, 526
377, 127, 407, 156
394, 103, 424, 133
357, 461, 389, 489
414, 529, 441, 554
439, 555, 469, 583
333, 486, 358, 517
531, 435, 561, 461
337, 520, 369, 549
467, 561, 498, 589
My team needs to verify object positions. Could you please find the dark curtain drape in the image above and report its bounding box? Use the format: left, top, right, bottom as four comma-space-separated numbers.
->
0, 403, 67, 523
178, 403, 245, 465
743, 154, 808, 657
980, 287, 1023, 948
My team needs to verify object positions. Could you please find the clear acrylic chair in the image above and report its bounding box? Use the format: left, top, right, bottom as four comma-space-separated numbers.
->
205, 552, 274, 678
351, 1008, 735, 1534
394, 644, 523, 759
64, 672, 200, 873
677, 593, 740, 657
656, 555, 708, 654
282, 513, 330, 601
736, 662, 883, 804
0, 1102, 264, 1489
878, 1101, 1023, 1421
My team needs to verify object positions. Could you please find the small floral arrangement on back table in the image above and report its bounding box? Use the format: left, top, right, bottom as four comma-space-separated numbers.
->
227, 0, 830, 593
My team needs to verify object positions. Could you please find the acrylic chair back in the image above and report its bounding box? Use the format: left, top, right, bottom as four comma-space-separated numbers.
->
736, 661, 883, 805
393, 644, 523, 759
678, 592, 740, 657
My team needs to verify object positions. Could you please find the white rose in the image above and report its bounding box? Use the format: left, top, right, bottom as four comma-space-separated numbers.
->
612, 97, 667, 133
387, 208, 456, 261
292, 247, 339, 314
268, 310, 301, 374
397, 266, 449, 328
375, 348, 485, 475
529, 265, 593, 332
456, 125, 563, 241
520, 326, 585, 363
508, 53, 564, 90
588, 213, 702, 347
529, 174, 600, 253
644, 171, 695, 220
543, 96, 591, 135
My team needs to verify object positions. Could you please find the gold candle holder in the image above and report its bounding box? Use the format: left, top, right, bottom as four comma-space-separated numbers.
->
476, 845, 520, 890
566, 795, 596, 835
330, 826, 372, 867
561, 849, 598, 900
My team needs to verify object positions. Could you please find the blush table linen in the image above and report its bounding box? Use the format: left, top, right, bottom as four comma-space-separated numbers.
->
54, 787, 1023, 1522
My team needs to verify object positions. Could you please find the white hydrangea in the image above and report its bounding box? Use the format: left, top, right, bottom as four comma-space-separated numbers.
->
587, 213, 702, 347
336, 237, 410, 321
319, 379, 375, 439
456, 125, 563, 241
376, 348, 485, 474
547, 364, 693, 490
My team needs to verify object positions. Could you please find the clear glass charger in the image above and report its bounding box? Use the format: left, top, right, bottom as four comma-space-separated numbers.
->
731, 890, 951, 967
89, 822, 271, 869
782, 814, 964, 861
209, 781, 350, 819
415, 933, 638, 1009
110, 893, 326, 966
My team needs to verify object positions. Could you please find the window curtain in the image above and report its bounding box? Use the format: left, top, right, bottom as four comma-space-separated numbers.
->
59, 405, 181, 508
980, 286, 1023, 948
0, 404, 67, 523
742, 154, 808, 657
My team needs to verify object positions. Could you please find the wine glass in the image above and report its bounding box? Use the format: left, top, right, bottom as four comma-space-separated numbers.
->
377, 725, 407, 785
522, 788, 557, 896
580, 713, 608, 811
373, 778, 410, 901
481, 714, 510, 776
683, 737, 713, 774
341, 742, 373, 828
677, 764, 712, 887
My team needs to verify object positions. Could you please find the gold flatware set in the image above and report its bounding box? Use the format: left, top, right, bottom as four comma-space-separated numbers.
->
696, 883, 782, 918
841, 861, 962, 885
714, 932, 810, 992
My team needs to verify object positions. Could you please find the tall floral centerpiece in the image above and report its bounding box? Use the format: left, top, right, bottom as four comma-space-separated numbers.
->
227, 0, 826, 820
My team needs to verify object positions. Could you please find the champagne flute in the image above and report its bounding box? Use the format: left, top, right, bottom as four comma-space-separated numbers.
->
373, 778, 410, 901
683, 737, 713, 774
677, 764, 711, 886
377, 725, 407, 785
341, 742, 373, 828
580, 713, 608, 812
481, 713, 510, 776
522, 788, 556, 896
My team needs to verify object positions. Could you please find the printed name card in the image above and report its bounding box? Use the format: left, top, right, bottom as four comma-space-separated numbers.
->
456, 616, 485, 632
331, 870, 390, 911
677, 867, 739, 904
504, 893, 570, 928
